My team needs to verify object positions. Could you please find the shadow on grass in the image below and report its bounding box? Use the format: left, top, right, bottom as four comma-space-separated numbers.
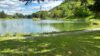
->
0, 31, 100, 56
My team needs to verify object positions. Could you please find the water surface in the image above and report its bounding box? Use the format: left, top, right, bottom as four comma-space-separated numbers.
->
0, 19, 90, 35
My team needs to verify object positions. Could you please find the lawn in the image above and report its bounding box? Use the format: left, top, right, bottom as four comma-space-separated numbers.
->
0, 30, 100, 56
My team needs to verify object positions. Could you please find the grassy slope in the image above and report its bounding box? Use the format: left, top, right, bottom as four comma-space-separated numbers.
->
0, 31, 100, 56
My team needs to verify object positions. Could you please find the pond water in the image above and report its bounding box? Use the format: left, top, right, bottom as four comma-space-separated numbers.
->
0, 19, 90, 35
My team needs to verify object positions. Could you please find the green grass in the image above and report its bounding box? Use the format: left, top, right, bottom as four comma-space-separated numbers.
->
0, 31, 100, 56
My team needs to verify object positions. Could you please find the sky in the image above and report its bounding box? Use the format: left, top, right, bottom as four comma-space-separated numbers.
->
0, 0, 64, 15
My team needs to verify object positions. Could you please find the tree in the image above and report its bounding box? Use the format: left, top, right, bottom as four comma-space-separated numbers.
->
19, 0, 49, 5
88, 0, 100, 17
13, 13, 24, 18
0, 11, 7, 18
50, 10, 62, 18
80, 0, 88, 5
32, 13, 39, 18
33, 11, 48, 19
19, 0, 60, 5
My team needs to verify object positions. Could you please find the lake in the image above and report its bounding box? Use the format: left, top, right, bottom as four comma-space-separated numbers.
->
0, 19, 90, 35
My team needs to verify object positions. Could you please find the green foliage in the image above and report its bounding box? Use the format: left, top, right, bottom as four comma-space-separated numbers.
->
74, 6, 92, 17
0, 11, 25, 19
50, 10, 62, 18
0, 11, 7, 18
48, 0, 98, 19
31, 11, 49, 19
13, 13, 24, 18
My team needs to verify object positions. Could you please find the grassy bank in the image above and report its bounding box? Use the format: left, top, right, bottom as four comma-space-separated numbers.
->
0, 30, 100, 56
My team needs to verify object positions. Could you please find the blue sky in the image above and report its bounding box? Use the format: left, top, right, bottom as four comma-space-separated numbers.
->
0, 0, 63, 15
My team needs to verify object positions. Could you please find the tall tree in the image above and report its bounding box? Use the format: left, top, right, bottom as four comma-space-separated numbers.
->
0, 11, 7, 18
87, 0, 100, 17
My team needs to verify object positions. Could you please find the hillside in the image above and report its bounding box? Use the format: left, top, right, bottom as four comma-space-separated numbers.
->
32, 0, 95, 20
49, 0, 93, 19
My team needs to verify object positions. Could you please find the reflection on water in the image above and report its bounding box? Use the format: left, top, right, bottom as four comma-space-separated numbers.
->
0, 19, 90, 35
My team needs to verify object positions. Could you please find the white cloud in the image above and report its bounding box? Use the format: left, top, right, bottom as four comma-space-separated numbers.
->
0, 0, 63, 15
30, 1, 63, 11
42, 1, 63, 11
